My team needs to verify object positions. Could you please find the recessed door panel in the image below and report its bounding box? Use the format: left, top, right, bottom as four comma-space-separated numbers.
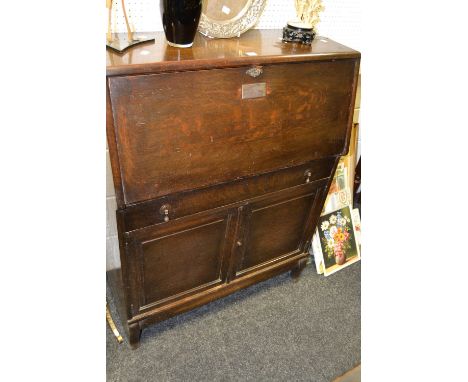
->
128, 208, 235, 311
235, 183, 325, 276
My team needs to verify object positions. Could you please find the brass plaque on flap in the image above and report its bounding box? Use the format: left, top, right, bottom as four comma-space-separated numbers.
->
242, 83, 266, 99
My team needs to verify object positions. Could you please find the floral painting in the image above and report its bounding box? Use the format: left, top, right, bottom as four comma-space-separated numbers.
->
317, 206, 360, 276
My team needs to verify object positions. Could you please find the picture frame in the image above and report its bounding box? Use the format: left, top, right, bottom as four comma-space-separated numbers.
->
316, 205, 360, 276
351, 208, 361, 250
311, 227, 324, 274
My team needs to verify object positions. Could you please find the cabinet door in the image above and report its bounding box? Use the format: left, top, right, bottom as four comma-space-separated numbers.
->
126, 207, 237, 314
233, 182, 326, 278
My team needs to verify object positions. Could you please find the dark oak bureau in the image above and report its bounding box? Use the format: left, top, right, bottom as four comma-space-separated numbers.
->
106, 29, 360, 348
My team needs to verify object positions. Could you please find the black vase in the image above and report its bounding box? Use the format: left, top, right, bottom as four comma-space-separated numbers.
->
160, 0, 203, 48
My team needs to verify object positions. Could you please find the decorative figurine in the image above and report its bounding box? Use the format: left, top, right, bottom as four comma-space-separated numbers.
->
282, 0, 325, 45
106, 0, 155, 54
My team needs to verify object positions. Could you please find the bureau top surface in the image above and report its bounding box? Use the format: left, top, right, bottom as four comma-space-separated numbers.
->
106, 29, 360, 76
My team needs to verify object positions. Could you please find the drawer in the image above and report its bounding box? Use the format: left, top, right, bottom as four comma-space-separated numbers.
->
120, 158, 335, 232
108, 59, 357, 204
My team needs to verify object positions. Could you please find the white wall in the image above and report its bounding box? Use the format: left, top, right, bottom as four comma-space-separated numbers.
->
110, 0, 361, 50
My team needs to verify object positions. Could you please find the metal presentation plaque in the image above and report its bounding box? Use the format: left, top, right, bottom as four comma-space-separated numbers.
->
242, 83, 266, 99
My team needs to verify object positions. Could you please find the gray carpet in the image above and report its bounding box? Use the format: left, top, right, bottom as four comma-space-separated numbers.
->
107, 262, 360, 382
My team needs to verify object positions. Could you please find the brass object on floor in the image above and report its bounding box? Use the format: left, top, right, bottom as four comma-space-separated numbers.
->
106, 302, 123, 344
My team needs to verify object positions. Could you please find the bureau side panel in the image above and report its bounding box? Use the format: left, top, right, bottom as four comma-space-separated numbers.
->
107, 80, 132, 332
108, 59, 358, 204
106, 210, 133, 334
106, 81, 125, 208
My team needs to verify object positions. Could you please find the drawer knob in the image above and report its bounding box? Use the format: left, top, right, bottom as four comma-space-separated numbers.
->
305, 170, 312, 183
246, 66, 263, 78
236, 241, 243, 247
160, 204, 171, 222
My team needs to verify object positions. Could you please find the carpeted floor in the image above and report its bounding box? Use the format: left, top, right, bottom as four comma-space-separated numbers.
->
107, 261, 360, 382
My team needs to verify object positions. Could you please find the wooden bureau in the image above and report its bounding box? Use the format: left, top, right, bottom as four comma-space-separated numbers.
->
106, 29, 360, 348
